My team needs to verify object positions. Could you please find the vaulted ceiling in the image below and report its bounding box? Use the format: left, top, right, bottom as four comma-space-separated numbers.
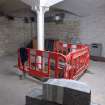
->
0, 0, 105, 17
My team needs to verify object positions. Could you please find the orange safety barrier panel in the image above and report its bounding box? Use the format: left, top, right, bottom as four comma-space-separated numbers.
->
18, 43, 90, 80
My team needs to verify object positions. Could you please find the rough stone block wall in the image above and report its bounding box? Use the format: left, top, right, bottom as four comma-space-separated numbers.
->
0, 16, 80, 56
0, 17, 36, 56
45, 21, 80, 41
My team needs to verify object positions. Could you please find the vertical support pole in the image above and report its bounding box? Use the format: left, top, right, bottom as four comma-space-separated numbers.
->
36, 6, 49, 69
37, 6, 44, 50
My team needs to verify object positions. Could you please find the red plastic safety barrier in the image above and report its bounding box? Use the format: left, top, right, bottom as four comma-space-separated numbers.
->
64, 46, 90, 79
53, 41, 85, 55
18, 43, 90, 80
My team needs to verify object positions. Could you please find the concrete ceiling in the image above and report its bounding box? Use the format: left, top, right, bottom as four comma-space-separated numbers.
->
0, 0, 34, 17
55, 0, 105, 16
0, 0, 105, 17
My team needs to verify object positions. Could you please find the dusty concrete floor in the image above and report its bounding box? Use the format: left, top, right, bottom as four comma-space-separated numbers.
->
0, 55, 105, 105
0, 56, 42, 105
79, 61, 105, 105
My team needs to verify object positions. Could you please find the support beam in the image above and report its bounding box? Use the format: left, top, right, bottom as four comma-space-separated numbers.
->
35, 7, 49, 69
36, 7, 49, 50
37, 7, 44, 50
40, 0, 63, 7
31, 0, 64, 50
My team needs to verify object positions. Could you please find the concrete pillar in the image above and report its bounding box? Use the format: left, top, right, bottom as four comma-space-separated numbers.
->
36, 7, 49, 50
35, 7, 49, 69
23, 0, 63, 50
37, 6, 44, 50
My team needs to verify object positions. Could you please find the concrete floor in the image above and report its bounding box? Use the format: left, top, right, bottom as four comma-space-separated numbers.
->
0, 55, 105, 105
79, 61, 105, 105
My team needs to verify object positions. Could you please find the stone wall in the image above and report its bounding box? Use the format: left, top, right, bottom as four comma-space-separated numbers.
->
45, 21, 80, 41
0, 17, 36, 56
0, 16, 80, 56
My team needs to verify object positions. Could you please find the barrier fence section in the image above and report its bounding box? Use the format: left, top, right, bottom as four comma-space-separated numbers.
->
64, 46, 90, 79
53, 41, 85, 55
18, 44, 90, 79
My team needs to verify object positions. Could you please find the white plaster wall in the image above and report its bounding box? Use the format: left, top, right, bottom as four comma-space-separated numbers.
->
80, 11, 105, 57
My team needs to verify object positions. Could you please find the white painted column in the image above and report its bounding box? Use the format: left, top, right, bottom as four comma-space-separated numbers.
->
36, 6, 49, 69
36, 6, 49, 50
37, 6, 45, 50
22, 0, 63, 51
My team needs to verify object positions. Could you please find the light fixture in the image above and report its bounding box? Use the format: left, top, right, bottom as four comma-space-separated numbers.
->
54, 15, 61, 21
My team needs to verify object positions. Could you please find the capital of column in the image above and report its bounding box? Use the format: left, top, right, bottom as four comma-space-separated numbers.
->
32, 6, 49, 14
